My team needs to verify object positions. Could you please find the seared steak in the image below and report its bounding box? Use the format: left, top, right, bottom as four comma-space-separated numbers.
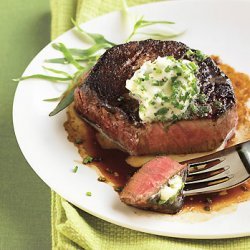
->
74, 40, 237, 155
120, 156, 187, 214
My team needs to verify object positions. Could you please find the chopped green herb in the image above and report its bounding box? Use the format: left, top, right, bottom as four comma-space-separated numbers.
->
73, 165, 78, 173
194, 50, 207, 61
203, 205, 211, 212
186, 49, 207, 62
86, 191, 92, 196
155, 68, 162, 74
173, 102, 185, 110
161, 96, 170, 102
158, 199, 167, 205
172, 114, 179, 121
171, 76, 178, 82
186, 49, 194, 57
214, 100, 223, 108
164, 66, 171, 73
83, 156, 93, 164
97, 176, 106, 182
114, 186, 123, 192
152, 81, 165, 86
197, 105, 210, 116
187, 62, 199, 72
75, 138, 83, 144
197, 93, 208, 103
154, 107, 169, 116
139, 105, 146, 112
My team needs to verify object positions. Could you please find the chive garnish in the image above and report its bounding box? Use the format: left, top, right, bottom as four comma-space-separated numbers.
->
86, 191, 92, 196
114, 186, 123, 193
203, 205, 211, 212
83, 156, 93, 164
73, 166, 78, 173
97, 176, 106, 182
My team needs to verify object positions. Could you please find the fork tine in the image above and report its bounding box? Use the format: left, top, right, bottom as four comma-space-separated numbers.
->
184, 141, 250, 196
188, 163, 228, 177
183, 176, 248, 196
186, 173, 233, 186
188, 157, 225, 174
186, 167, 230, 183
185, 175, 232, 190
189, 157, 223, 168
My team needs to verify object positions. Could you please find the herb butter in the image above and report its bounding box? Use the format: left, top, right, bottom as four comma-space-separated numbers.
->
126, 56, 199, 122
159, 175, 184, 203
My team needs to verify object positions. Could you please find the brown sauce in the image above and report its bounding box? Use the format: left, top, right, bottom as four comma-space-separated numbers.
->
64, 58, 250, 213
65, 106, 136, 187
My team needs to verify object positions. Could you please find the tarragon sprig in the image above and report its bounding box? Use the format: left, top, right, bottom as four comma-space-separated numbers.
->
15, 3, 184, 116
126, 16, 175, 41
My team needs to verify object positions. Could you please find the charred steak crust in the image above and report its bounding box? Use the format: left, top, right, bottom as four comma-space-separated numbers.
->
74, 40, 238, 155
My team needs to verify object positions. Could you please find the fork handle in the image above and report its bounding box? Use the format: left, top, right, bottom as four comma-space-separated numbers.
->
237, 141, 250, 174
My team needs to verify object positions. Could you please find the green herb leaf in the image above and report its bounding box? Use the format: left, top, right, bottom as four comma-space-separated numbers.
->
121, 0, 129, 16
13, 74, 72, 82
86, 191, 92, 196
52, 43, 84, 70
42, 66, 73, 78
71, 19, 116, 46
45, 58, 69, 64
97, 176, 106, 182
114, 186, 123, 193
126, 16, 175, 41
45, 55, 99, 64
16, 7, 180, 117
49, 87, 75, 116
70, 43, 112, 57
154, 107, 169, 116
158, 199, 167, 205
73, 166, 78, 173
138, 30, 185, 40
83, 156, 93, 164
43, 97, 61, 102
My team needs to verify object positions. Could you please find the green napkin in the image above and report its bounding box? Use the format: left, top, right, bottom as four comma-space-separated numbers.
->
51, 1, 250, 249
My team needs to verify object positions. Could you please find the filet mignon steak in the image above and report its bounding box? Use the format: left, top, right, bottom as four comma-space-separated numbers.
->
119, 156, 187, 214
74, 40, 238, 155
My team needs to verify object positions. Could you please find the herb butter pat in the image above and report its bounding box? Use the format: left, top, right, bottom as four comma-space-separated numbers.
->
159, 175, 184, 203
126, 56, 199, 122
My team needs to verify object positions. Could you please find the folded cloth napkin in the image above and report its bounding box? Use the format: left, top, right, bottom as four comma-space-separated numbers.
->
50, 0, 250, 249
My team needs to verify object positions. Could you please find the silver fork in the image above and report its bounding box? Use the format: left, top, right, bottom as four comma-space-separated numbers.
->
183, 141, 250, 196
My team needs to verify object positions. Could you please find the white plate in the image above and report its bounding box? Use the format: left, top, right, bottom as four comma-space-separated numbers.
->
13, 0, 250, 239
